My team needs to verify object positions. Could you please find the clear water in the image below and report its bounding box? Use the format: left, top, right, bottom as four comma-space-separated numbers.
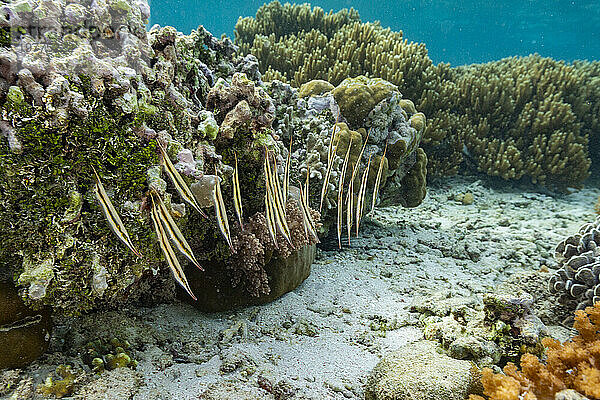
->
149, 0, 600, 65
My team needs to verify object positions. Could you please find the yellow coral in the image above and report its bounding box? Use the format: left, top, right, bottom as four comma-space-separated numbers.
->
595, 196, 600, 215
470, 303, 600, 400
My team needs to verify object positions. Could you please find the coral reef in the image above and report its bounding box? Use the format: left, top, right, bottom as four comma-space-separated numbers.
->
596, 196, 600, 215
235, 3, 598, 188
266, 76, 427, 232
470, 302, 600, 400
548, 216, 600, 316
0, 0, 318, 317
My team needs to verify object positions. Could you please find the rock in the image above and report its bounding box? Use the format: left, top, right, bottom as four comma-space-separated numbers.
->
0, 281, 52, 369
184, 244, 316, 312
364, 340, 482, 400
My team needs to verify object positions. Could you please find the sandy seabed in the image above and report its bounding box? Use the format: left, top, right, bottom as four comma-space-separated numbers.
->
3, 174, 600, 400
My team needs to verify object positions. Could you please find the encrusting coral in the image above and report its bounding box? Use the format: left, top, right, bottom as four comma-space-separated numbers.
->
470, 302, 600, 400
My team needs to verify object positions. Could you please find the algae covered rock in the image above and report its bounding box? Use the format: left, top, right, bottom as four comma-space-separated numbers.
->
0, 0, 318, 316
365, 340, 482, 400
0, 281, 52, 369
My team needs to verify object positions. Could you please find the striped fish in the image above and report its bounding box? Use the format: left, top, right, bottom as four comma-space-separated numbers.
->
337, 138, 352, 249
92, 167, 141, 258
303, 165, 318, 241
157, 142, 208, 219
299, 184, 319, 242
263, 161, 279, 248
265, 151, 293, 246
153, 193, 203, 271
320, 124, 341, 213
150, 197, 197, 301
233, 153, 244, 230
356, 155, 372, 237
346, 131, 370, 244
212, 174, 235, 253
371, 143, 388, 213
283, 138, 292, 205
269, 152, 287, 219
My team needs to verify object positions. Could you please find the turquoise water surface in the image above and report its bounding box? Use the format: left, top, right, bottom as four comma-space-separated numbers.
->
148, 0, 600, 65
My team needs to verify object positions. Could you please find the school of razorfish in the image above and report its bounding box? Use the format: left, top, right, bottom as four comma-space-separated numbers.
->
93, 126, 387, 300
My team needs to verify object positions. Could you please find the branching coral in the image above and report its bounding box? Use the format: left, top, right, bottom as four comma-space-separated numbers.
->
236, 3, 598, 187
457, 55, 591, 188
470, 302, 600, 400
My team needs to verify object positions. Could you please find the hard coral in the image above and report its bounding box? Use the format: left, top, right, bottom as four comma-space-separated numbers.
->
548, 216, 600, 316
470, 302, 600, 400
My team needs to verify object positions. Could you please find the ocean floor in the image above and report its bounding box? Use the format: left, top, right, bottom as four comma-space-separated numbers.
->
2, 174, 600, 400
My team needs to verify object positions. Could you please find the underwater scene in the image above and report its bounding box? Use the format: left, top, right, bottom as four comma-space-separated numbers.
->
0, 0, 599, 399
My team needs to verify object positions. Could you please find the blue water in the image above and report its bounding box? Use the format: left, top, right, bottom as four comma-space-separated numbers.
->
149, 0, 600, 66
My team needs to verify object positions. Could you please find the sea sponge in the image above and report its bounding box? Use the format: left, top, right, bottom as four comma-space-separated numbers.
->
470, 302, 600, 400
595, 196, 600, 215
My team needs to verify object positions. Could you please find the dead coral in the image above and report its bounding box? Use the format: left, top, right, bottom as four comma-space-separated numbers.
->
470, 302, 600, 400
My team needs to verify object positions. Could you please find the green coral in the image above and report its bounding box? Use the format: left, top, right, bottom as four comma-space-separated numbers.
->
84, 338, 138, 373
298, 79, 335, 98
332, 76, 397, 129
38, 365, 77, 398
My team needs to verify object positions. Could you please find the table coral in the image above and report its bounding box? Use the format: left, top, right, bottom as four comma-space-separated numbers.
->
470, 302, 600, 400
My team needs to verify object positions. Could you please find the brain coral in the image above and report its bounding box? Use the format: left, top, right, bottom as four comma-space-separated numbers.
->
548, 216, 600, 315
